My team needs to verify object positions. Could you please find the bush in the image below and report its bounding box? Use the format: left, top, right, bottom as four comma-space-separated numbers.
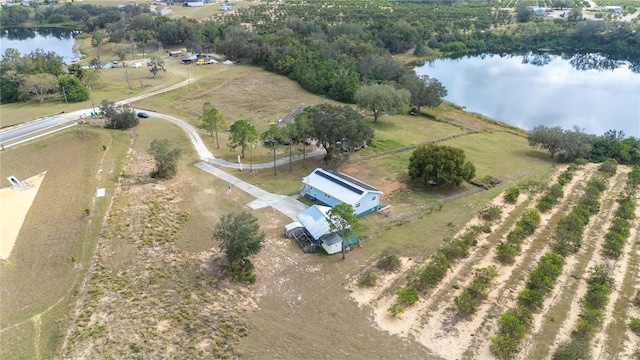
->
388, 303, 404, 317
517, 288, 544, 312
631, 318, 640, 335
480, 205, 502, 221
455, 266, 497, 315
537, 194, 556, 212
377, 248, 402, 272
507, 226, 528, 245
396, 287, 420, 306
441, 238, 470, 261
507, 306, 534, 328
549, 184, 564, 199
573, 158, 588, 166
504, 187, 520, 203
598, 158, 618, 176
496, 242, 518, 264
358, 268, 378, 287
519, 209, 541, 235
491, 335, 520, 358
583, 284, 611, 310
553, 340, 590, 360
557, 170, 573, 186
497, 313, 528, 340
408, 251, 450, 291
455, 291, 479, 315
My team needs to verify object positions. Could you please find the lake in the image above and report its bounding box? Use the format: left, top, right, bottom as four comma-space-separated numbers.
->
0, 28, 80, 64
415, 53, 640, 137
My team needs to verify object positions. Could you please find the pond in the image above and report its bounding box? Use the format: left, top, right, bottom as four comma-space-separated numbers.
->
414, 53, 640, 137
0, 27, 80, 64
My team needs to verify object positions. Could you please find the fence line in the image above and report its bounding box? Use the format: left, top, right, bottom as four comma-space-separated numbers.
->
391, 186, 486, 221
350, 130, 478, 163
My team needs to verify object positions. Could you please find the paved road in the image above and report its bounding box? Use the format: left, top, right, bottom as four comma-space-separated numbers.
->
1, 81, 320, 221
0, 79, 191, 143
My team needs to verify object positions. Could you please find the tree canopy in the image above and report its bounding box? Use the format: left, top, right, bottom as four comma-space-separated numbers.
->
58, 75, 90, 103
354, 84, 410, 123
528, 125, 639, 164
261, 125, 284, 175
327, 203, 360, 259
228, 119, 258, 158
528, 125, 567, 158
147, 57, 166, 78
213, 211, 266, 278
408, 144, 476, 187
399, 74, 448, 113
148, 139, 182, 179
199, 102, 226, 149
100, 100, 139, 129
303, 104, 374, 162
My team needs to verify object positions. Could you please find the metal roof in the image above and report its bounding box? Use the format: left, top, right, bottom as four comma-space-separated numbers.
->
296, 205, 333, 240
303, 168, 381, 205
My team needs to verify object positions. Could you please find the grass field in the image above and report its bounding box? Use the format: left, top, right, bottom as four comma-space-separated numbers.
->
0, 126, 130, 359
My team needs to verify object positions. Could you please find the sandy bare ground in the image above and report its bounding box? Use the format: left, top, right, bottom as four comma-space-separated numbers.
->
522, 167, 628, 359
0, 172, 46, 260
343, 163, 640, 359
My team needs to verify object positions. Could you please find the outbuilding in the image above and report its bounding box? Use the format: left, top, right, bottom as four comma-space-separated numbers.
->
296, 205, 345, 255
604, 5, 622, 13
301, 168, 383, 216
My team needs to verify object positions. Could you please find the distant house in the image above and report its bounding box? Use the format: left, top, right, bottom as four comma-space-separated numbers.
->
182, 55, 198, 64
301, 168, 383, 216
277, 106, 305, 129
604, 5, 622, 13
184, 0, 203, 6
98, 60, 117, 69
296, 205, 345, 255
528, 6, 548, 16
150, 5, 172, 15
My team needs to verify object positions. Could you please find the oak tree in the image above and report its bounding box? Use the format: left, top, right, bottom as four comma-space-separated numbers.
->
408, 144, 476, 187
354, 83, 410, 123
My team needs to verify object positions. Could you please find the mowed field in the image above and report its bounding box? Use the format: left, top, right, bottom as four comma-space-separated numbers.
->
0, 127, 130, 359
4, 57, 615, 359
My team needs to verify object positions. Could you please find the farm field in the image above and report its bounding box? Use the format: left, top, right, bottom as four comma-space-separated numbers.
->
348, 161, 640, 359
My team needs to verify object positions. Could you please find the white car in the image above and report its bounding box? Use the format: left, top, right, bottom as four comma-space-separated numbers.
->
205, 59, 218, 65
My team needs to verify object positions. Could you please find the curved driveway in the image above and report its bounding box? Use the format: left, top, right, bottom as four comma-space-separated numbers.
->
143, 109, 319, 220
1, 87, 319, 221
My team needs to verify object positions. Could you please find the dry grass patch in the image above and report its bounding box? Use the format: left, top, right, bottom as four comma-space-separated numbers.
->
0, 126, 129, 359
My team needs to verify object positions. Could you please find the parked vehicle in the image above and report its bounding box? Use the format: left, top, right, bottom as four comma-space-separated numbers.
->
137, 112, 149, 118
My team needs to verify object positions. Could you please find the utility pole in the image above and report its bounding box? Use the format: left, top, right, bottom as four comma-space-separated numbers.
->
62, 86, 68, 106
187, 66, 191, 91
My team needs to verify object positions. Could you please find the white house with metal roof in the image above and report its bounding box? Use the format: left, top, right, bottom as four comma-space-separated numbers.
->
296, 205, 345, 255
301, 168, 383, 216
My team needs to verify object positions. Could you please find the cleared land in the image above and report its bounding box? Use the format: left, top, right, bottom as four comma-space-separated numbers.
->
0, 127, 129, 359
0, 172, 46, 259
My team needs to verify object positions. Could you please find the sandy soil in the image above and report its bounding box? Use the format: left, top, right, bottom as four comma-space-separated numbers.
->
0, 172, 46, 260
341, 163, 640, 359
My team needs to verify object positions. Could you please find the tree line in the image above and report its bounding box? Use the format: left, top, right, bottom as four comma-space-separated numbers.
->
528, 125, 640, 165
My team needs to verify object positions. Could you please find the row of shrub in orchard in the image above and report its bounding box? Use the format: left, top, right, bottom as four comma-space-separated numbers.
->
491, 164, 613, 358
407, 230, 480, 293
455, 266, 499, 315
537, 161, 581, 212
495, 209, 541, 264
552, 265, 614, 360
